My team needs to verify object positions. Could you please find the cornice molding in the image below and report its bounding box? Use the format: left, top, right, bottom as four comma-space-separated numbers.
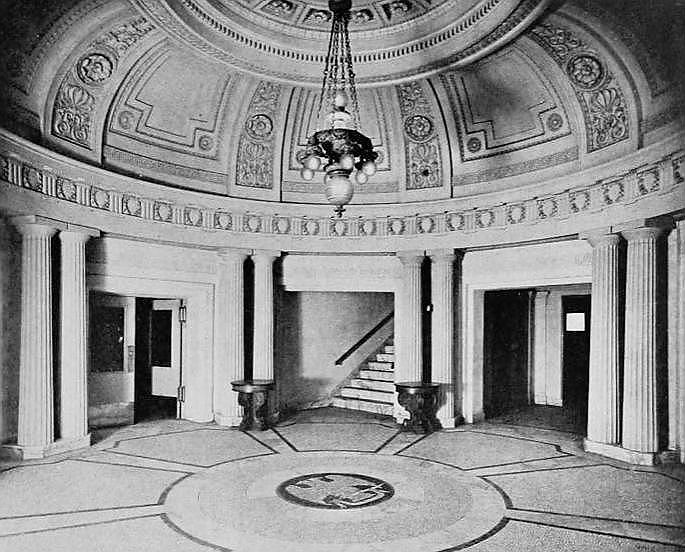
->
0, 129, 682, 253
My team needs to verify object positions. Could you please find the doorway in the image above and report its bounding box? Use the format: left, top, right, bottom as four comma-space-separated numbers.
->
483, 289, 532, 418
88, 293, 136, 428
88, 293, 183, 428
134, 298, 183, 423
561, 295, 591, 429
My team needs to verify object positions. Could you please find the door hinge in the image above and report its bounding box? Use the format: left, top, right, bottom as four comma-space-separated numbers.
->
177, 385, 186, 402
178, 305, 187, 323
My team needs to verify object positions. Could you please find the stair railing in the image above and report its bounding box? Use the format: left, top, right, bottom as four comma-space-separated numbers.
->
334, 311, 394, 366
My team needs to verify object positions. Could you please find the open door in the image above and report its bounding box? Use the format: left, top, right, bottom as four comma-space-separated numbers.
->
562, 295, 591, 430
88, 294, 136, 428
135, 299, 183, 421
483, 289, 532, 418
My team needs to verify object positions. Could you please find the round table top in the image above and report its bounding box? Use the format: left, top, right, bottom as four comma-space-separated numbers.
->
231, 379, 275, 392
394, 381, 440, 392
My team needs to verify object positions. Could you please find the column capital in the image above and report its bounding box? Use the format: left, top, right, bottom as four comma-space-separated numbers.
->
584, 232, 621, 248
621, 226, 667, 242
614, 215, 674, 236
396, 250, 425, 266
427, 248, 460, 263
252, 249, 281, 261
217, 247, 250, 262
63, 224, 100, 238
12, 215, 65, 236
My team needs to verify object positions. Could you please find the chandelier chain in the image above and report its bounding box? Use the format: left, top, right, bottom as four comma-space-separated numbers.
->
316, 16, 338, 128
342, 12, 360, 130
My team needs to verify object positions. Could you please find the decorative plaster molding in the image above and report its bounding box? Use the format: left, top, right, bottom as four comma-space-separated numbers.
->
129, 0, 552, 86
529, 20, 630, 153
235, 81, 282, 189
396, 81, 443, 190
51, 16, 156, 150
1, 130, 682, 251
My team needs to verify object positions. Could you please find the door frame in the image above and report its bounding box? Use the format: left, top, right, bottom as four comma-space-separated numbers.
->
87, 273, 214, 422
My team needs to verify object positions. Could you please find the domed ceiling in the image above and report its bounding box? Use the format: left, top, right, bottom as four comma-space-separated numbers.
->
130, 0, 555, 84
0, 0, 682, 209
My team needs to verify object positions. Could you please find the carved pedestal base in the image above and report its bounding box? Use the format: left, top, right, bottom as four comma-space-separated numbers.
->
395, 381, 441, 434
231, 380, 274, 431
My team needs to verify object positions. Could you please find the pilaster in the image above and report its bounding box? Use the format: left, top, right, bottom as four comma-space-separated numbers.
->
252, 250, 280, 421
215, 249, 248, 426
13, 220, 58, 458
620, 226, 665, 461
584, 233, 621, 448
395, 251, 424, 421
59, 228, 98, 450
668, 214, 685, 462
429, 249, 459, 428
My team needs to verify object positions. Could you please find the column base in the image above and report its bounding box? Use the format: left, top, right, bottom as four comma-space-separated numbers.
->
437, 416, 463, 429
658, 450, 681, 464
1, 434, 91, 461
463, 410, 486, 424
214, 413, 244, 427
583, 438, 659, 466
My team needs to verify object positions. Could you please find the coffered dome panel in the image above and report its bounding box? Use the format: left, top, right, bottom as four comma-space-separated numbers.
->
0, 0, 681, 214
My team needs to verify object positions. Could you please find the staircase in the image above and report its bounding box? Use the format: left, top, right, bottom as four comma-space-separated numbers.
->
331, 339, 395, 416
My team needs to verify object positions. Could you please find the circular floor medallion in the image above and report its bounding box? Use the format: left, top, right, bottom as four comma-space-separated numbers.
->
163, 452, 506, 552
277, 472, 394, 509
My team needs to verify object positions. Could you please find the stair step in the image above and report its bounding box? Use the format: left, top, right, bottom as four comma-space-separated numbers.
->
383, 345, 395, 354
367, 360, 394, 371
349, 378, 395, 392
331, 397, 394, 416
375, 353, 395, 363
339, 386, 394, 402
358, 369, 394, 382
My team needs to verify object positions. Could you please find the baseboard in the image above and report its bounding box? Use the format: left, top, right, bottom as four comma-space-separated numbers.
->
1, 434, 91, 460
583, 438, 659, 466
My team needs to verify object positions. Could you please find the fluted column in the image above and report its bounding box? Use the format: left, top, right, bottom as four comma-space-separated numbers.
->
429, 249, 458, 428
621, 227, 664, 457
252, 250, 280, 382
585, 234, 621, 446
395, 252, 424, 419
16, 221, 58, 458
59, 229, 96, 446
215, 249, 248, 426
668, 215, 685, 462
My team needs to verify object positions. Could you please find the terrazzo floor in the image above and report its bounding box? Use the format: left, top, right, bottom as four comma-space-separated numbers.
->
1, 407, 684, 551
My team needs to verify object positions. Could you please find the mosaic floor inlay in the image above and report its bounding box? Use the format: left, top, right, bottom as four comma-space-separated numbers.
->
277, 472, 394, 509
1, 408, 683, 551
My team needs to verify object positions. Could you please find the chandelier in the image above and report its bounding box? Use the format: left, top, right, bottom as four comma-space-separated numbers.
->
299, 0, 378, 217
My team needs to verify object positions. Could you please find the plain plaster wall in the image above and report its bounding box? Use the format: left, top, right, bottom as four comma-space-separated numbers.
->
0, 218, 20, 443
276, 291, 394, 412
533, 284, 591, 407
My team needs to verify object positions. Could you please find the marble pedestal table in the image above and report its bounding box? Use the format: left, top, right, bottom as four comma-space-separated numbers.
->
231, 379, 274, 430
395, 381, 441, 433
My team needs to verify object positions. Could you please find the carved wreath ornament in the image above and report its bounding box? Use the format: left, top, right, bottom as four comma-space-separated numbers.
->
567, 54, 605, 90
77, 53, 114, 85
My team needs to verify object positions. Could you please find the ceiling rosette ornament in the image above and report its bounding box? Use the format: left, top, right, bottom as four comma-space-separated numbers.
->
129, 0, 553, 85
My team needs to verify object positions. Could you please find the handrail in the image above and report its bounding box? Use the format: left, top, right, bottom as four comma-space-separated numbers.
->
334, 311, 394, 366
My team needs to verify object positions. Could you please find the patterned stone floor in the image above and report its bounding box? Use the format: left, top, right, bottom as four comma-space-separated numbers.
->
1, 407, 684, 551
